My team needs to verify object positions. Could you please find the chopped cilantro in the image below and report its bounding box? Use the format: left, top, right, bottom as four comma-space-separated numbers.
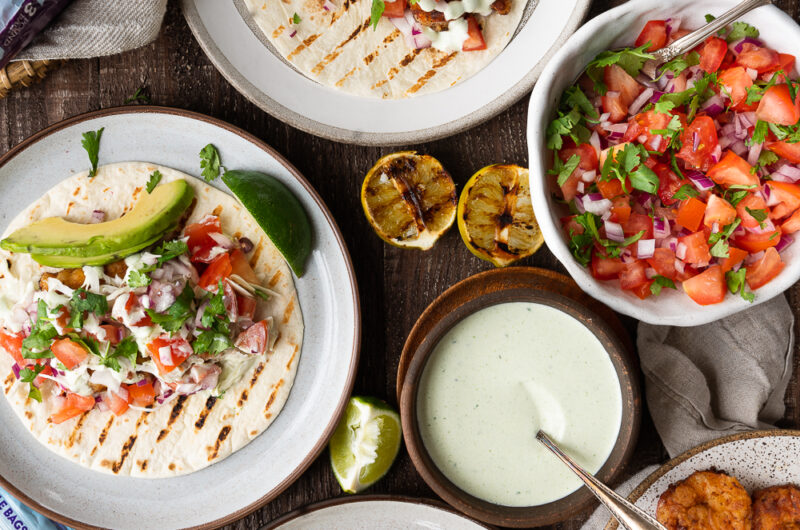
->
146, 170, 163, 194
18, 364, 46, 402
546, 107, 590, 151
750, 120, 770, 146
146, 284, 195, 332
199, 144, 222, 182
600, 143, 659, 195
650, 275, 677, 296
124, 87, 150, 105
100, 336, 139, 372
549, 154, 581, 186
653, 99, 676, 115
708, 219, 742, 258
292, 12, 301, 24
745, 206, 768, 227
68, 289, 109, 329
370, 0, 385, 29
563, 86, 599, 121
726, 21, 760, 42
154, 239, 189, 265
21, 301, 57, 360
81, 128, 104, 178
193, 330, 233, 356
586, 44, 655, 93
726, 268, 754, 302
756, 150, 779, 171
573, 212, 645, 259
656, 51, 699, 80
127, 269, 151, 288
672, 184, 699, 201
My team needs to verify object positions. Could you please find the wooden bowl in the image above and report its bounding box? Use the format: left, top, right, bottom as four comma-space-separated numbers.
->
399, 276, 641, 527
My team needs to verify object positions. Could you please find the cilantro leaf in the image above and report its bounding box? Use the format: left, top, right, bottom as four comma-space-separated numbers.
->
81, 128, 104, 178
546, 107, 590, 150
100, 336, 139, 372
549, 154, 581, 187
124, 87, 150, 105
745, 206, 768, 227
601, 143, 658, 194
563, 86, 599, 120
146, 170, 163, 194
370, 0, 384, 29
650, 275, 677, 296
154, 239, 189, 265
68, 289, 109, 330
653, 99, 676, 115
750, 120, 770, 145
586, 45, 655, 92
199, 144, 222, 182
18, 364, 46, 402
292, 12, 301, 24
708, 219, 742, 258
726, 21, 759, 42
656, 51, 700, 80
146, 284, 195, 332
726, 268, 754, 302
573, 212, 645, 259
756, 150, 779, 171
127, 269, 151, 288
193, 330, 232, 356
672, 184, 699, 201
21, 301, 57, 360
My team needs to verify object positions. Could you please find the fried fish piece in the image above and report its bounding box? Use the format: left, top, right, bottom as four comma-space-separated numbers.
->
753, 484, 800, 530
40, 268, 86, 290
409, 1, 449, 32
656, 470, 752, 530
491, 0, 511, 15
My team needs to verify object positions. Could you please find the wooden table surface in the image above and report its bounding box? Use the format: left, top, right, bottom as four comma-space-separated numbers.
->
1, 1, 800, 528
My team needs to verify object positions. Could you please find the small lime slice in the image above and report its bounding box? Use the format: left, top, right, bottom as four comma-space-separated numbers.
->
221, 170, 312, 276
329, 396, 402, 494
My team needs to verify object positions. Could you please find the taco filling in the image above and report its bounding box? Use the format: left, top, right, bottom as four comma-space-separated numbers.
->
0, 209, 276, 423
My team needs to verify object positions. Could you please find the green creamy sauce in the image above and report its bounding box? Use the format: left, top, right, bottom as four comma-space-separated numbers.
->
417, 302, 623, 507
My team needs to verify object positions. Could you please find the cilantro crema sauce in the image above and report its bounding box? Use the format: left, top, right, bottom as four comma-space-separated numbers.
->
416, 302, 622, 507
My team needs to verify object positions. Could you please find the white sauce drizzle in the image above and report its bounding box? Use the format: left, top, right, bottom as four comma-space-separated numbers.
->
423, 17, 469, 53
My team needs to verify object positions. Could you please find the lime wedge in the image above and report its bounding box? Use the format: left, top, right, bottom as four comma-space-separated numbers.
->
221, 170, 312, 276
329, 396, 402, 494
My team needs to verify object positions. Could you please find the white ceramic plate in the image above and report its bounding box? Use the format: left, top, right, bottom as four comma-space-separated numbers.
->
181, 0, 591, 145
0, 107, 360, 529
265, 495, 492, 529
603, 430, 800, 529
528, 0, 800, 326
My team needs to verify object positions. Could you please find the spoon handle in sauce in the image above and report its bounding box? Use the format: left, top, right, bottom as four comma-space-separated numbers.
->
641, 0, 773, 78
535, 430, 666, 530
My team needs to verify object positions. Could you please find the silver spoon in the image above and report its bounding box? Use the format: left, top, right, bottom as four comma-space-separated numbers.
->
640, 0, 773, 79
535, 430, 666, 530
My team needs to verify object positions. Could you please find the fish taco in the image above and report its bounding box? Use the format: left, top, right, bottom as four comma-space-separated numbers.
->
239, 0, 526, 98
0, 162, 303, 477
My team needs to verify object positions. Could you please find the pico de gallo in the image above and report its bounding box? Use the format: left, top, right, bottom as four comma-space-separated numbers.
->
548, 16, 800, 305
0, 214, 276, 423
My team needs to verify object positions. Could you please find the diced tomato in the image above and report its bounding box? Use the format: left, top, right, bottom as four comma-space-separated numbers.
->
682, 265, 726, 305
703, 195, 737, 228
699, 37, 728, 73
0, 330, 25, 366
199, 252, 233, 291
763, 53, 796, 81
623, 111, 673, 153
654, 163, 684, 206
766, 140, 800, 164
51, 338, 88, 370
676, 197, 706, 232
707, 151, 759, 187
54, 307, 71, 333
619, 260, 648, 291
124, 294, 153, 328
381, 0, 406, 17
558, 142, 598, 200
756, 84, 800, 126
630, 280, 655, 299
676, 264, 699, 282
734, 227, 782, 253
781, 209, 800, 234
596, 178, 629, 199
768, 181, 800, 216
183, 215, 223, 263
234, 320, 269, 355
237, 294, 257, 321
562, 215, 584, 236
128, 381, 156, 408
50, 392, 95, 424
99, 324, 123, 345
610, 196, 632, 224
602, 92, 628, 123
462, 15, 486, 51
605, 64, 643, 106
107, 386, 130, 416
718, 67, 753, 108
736, 44, 781, 74
719, 246, 749, 274
736, 193, 769, 229
746, 247, 785, 290
679, 231, 712, 264
635, 20, 668, 52
591, 252, 625, 280
147, 336, 192, 374
676, 116, 719, 171
646, 247, 678, 280
229, 249, 258, 284
622, 213, 653, 239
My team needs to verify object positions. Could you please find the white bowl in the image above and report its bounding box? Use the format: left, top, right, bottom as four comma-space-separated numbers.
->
527, 0, 800, 326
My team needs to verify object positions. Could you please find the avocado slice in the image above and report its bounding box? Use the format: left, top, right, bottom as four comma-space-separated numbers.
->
1, 180, 194, 264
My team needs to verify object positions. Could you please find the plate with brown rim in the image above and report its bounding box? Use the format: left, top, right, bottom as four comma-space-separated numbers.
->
264, 494, 494, 529
0, 106, 360, 529
398, 269, 641, 527
605, 430, 800, 529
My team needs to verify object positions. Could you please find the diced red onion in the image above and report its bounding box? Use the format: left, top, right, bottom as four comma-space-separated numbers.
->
323, 0, 336, 10
147, 280, 178, 313
289, 30, 297, 38
776, 235, 794, 252
605, 221, 625, 242
574, 197, 586, 214
710, 144, 722, 164
732, 37, 764, 54
701, 95, 725, 117
653, 217, 670, 239
620, 248, 636, 263
687, 171, 715, 191
137, 378, 148, 387
746, 250, 765, 265
746, 67, 758, 81
773, 164, 800, 183
11, 363, 20, 379
90, 210, 106, 223
629, 88, 654, 116
746, 217, 776, 234
649, 90, 665, 104
645, 267, 658, 279
156, 390, 174, 404
747, 142, 763, 167
665, 17, 681, 38
637, 239, 655, 259
604, 123, 628, 135
739, 112, 757, 128
589, 131, 602, 156
676, 242, 688, 260
731, 140, 748, 156
576, 182, 585, 194
583, 195, 613, 216
674, 259, 685, 274
158, 346, 173, 367
581, 170, 596, 183
712, 222, 720, 234
692, 131, 700, 152
601, 210, 612, 221
598, 112, 611, 122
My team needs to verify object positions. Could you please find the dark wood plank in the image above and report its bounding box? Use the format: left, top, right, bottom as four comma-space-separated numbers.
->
0, 1, 799, 528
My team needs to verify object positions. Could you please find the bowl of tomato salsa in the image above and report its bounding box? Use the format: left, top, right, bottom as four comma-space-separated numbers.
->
528, 0, 800, 326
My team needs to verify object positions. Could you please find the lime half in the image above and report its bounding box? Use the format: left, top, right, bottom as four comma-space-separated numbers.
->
329, 396, 402, 494
221, 170, 312, 276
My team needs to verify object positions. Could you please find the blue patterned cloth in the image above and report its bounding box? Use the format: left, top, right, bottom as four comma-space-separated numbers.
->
0, 486, 71, 530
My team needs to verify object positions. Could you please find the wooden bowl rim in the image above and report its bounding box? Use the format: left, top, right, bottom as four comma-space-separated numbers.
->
400, 283, 641, 527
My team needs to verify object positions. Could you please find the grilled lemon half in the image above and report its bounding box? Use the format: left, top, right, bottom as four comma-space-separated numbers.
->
457, 164, 543, 267
361, 151, 457, 250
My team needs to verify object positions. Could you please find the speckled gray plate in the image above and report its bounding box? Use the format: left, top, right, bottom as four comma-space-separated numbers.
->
0, 106, 360, 530
181, 0, 591, 145
265, 495, 494, 529
604, 430, 800, 529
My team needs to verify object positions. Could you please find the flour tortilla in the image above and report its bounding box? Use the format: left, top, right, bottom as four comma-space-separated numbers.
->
240, 0, 525, 98
0, 162, 304, 478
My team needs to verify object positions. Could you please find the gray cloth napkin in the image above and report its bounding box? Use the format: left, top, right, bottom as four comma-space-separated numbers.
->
15, 0, 167, 61
582, 293, 795, 529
